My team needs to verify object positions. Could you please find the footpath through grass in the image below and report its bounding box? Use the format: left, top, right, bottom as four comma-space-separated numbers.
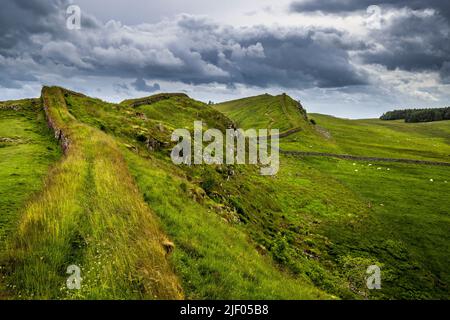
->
61, 89, 330, 299
0, 87, 182, 299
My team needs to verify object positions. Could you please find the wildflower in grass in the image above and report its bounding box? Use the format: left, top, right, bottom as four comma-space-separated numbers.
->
430, 179, 434, 182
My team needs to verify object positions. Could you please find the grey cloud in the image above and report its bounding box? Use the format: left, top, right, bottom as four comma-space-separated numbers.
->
1, 0, 447, 96
359, 11, 450, 81
360, 13, 450, 71
230, 30, 368, 88
0, 54, 40, 89
290, 0, 450, 19
290, 1, 450, 81
0, 1, 367, 90
440, 62, 450, 84
131, 78, 161, 92
0, 0, 100, 54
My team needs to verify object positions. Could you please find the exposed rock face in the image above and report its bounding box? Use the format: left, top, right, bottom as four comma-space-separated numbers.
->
145, 138, 162, 151
135, 112, 147, 120
61, 88, 87, 98
42, 97, 70, 154
145, 136, 170, 152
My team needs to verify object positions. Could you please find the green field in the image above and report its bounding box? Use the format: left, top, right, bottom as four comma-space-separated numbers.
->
0, 100, 61, 246
215, 94, 309, 132
282, 114, 450, 162
0, 89, 448, 299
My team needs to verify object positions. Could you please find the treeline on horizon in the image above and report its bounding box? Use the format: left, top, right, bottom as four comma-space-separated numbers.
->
380, 107, 450, 123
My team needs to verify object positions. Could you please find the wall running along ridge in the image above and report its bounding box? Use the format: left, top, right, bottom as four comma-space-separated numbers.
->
42, 91, 70, 154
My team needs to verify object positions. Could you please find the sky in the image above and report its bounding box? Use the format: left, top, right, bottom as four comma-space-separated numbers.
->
1, 0, 449, 118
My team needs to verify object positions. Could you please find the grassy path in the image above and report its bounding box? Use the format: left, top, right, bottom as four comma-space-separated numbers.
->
0, 87, 182, 299
56, 89, 332, 300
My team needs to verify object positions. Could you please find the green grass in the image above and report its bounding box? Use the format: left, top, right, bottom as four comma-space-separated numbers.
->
298, 157, 450, 299
1, 87, 182, 299
122, 150, 329, 299
0, 100, 61, 246
215, 94, 309, 132
200, 94, 450, 298
280, 114, 450, 162
1, 89, 448, 300
129, 95, 233, 132
61, 89, 330, 299
63, 90, 356, 298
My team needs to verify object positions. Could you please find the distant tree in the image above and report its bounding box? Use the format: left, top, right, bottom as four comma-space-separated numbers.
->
445, 108, 450, 120
381, 107, 450, 123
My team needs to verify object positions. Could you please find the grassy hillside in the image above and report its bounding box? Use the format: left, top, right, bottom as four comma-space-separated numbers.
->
282, 114, 450, 162
214, 94, 309, 132
0, 87, 183, 299
60, 90, 329, 299
0, 88, 448, 300
62, 90, 450, 299
0, 99, 61, 247
121, 93, 234, 132
212, 94, 450, 299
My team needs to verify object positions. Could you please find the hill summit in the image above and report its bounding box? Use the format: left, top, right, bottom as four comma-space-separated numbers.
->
214, 93, 309, 132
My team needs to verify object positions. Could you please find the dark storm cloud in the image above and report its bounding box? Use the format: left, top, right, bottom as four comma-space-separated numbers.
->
359, 13, 450, 73
131, 78, 161, 92
93, 17, 368, 88
232, 30, 368, 88
0, 0, 63, 51
0, 0, 100, 53
441, 62, 450, 84
0, 0, 367, 90
291, 0, 450, 81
